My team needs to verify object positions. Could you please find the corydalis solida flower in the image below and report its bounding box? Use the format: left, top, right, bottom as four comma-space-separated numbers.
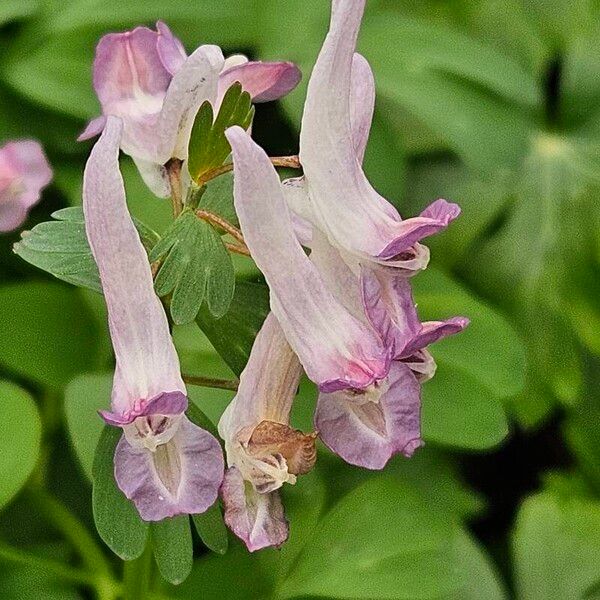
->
0, 140, 51, 233
80, 21, 301, 197
283, 0, 460, 274
83, 116, 223, 521
219, 314, 316, 552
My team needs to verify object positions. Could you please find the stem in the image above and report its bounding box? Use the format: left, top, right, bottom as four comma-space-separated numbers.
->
0, 541, 97, 588
196, 210, 245, 245
225, 241, 251, 257
182, 374, 239, 391
196, 155, 301, 186
166, 159, 184, 217
28, 489, 114, 580
123, 543, 153, 600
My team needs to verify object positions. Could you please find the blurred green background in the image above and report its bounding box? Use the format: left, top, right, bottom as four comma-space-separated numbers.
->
1, 0, 600, 598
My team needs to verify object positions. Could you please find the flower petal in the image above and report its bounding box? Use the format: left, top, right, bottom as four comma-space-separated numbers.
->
221, 467, 288, 552
0, 201, 28, 233
226, 126, 389, 392
315, 362, 423, 469
152, 44, 224, 163
218, 61, 301, 104
350, 53, 374, 165
83, 116, 185, 415
131, 156, 171, 198
400, 316, 470, 358
114, 416, 224, 521
361, 268, 420, 356
78, 116, 108, 142
218, 313, 302, 443
156, 21, 186, 75
93, 26, 171, 117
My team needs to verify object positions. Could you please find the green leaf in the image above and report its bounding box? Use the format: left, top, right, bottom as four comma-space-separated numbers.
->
188, 83, 254, 183
14, 207, 101, 293
358, 16, 538, 173
14, 206, 160, 293
413, 268, 526, 398
0, 0, 39, 25
361, 15, 541, 108
512, 493, 600, 600
196, 172, 238, 227
92, 426, 149, 560
195, 280, 269, 376
0, 382, 41, 510
276, 477, 460, 599
192, 502, 229, 555
151, 516, 193, 585
422, 362, 509, 450
64, 372, 112, 480
186, 400, 221, 442
151, 210, 235, 324
0, 281, 103, 388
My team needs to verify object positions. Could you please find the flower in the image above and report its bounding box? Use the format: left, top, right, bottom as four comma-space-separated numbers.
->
315, 267, 469, 469
283, 0, 460, 274
83, 116, 223, 521
218, 313, 316, 551
225, 126, 390, 395
0, 140, 52, 233
80, 21, 301, 197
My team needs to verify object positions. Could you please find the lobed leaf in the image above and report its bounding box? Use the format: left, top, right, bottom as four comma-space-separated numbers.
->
151, 210, 235, 324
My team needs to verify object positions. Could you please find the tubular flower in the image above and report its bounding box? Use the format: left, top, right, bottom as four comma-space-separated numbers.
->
219, 314, 316, 552
83, 116, 223, 521
283, 0, 460, 274
315, 260, 469, 469
79, 21, 301, 197
0, 140, 52, 233
225, 125, 390, 396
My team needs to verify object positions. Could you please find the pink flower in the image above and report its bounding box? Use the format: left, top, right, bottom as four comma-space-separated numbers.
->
80, 21, 301, 197
83, 116, 223, 521
0, 140, 51, 233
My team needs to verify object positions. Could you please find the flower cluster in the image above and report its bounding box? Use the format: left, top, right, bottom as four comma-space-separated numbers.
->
6, 0, 468, 553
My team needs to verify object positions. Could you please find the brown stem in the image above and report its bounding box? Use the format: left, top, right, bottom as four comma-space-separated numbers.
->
166, 158, 184, 217
196, 155, 301, 186
182, 374, 239, 391
225, 241, 251, 257
196, 210, 245, 245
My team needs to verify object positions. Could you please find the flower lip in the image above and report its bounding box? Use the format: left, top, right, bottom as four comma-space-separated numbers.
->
99, 390, 188, 426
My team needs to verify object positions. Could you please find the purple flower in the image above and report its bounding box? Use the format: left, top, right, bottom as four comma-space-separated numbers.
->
0, 140, 52, 233
282, 0, 460, 274
225, 126, 390, 396
80, 21, 301, 197
83, 116, 223, 521
316, 267, 469, 469
218, 314, 316, 552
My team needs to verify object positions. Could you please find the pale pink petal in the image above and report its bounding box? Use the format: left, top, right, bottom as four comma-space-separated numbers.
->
93, 27, 172, 116
0, 201, 29, 233
315, 362, 422, 469
151, 44, 224, 163
131, 156, 170, 198
218, 313, 301, 442
226, 126, 389, 393
83, 116, 184, 415
156, 21, 186, 75
400, 317, 470, 358
115, 416, 224, 521
350, 53, 374, 165
221, 467, 288, 552
78, 116, 108, 142
361, 268, 420, 356
217, 61, 301, 104
100, 390, 188, 426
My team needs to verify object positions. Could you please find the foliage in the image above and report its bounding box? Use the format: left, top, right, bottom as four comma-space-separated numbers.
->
0, 0, 599, 598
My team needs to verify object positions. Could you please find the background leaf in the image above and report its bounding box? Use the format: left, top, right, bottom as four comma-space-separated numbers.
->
92, 426, 149, 560
0, 382, 41, 510
151, 516, 193, 585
